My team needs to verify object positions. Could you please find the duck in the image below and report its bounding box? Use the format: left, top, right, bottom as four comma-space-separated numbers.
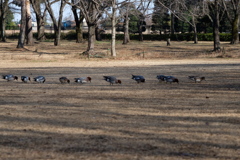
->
103, 76, 121, 85
59, 77, 70, 84
2, 74, 18, 81
21, 76, 31, 83
165, 76, 179, 84
156, 75, 167, 82
188, 76, 205, 83
34, 76, 45, 83
132, 75, 145, 83
74, 77, 92, 84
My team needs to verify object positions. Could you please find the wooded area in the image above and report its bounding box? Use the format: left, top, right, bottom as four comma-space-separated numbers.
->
1, 0, 240, 56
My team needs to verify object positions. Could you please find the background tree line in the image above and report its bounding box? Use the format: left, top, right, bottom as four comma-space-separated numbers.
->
0, 0, 240, 56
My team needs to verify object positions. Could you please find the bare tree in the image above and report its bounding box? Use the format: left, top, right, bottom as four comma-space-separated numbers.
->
136, 0, 153, 41
222, 0, 240, 44
44, 0, 66, 46
105, 0, 129, 56
0, 0, 9, 42
157, 0, 204, 44
176, 0, 205, 44
65, 0, 110, 55
17, 0, 27, 48
30, 0, 47, 41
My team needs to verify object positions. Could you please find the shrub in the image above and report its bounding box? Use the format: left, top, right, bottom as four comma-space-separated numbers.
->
6, 31, 234, 42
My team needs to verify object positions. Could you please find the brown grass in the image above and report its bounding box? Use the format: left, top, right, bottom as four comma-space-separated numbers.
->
0, 40, 240, 159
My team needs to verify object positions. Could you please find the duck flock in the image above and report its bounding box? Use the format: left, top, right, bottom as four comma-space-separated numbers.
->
2, 74, 206, 85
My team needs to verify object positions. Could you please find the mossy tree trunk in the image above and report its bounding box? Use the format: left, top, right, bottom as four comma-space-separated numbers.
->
231, 14, 239, 44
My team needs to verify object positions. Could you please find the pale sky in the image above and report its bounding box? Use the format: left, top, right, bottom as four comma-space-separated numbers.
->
12, 2, 74, 23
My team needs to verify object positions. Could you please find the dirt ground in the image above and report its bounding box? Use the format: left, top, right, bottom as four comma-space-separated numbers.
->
0, 40, 240, 160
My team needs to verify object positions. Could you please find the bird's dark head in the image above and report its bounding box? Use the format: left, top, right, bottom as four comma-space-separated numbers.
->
67, 79, 70, 83
87, 77, 92, 82
29, 77, 31, 81
117, 80, 122, 84
14, 76, 18, 80
174, 78, 179, 84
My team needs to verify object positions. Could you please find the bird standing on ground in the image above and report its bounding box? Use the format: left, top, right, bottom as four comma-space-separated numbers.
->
132, 75, 145, 83
103, 76, 121, 85
156, 75, 167, 82
59, 77, 70, 84
75, 77, 92, 84
34, 76, 46, 83
165, 76, 179, 84
21, 76, 31, 83
188, 76, 205, 83
2, 74, 18, 81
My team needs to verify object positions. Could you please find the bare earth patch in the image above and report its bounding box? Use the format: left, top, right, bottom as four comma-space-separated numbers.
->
0, 41, 240, 159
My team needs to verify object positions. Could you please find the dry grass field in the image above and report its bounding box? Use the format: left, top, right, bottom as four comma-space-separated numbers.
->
0, 40, 240, 160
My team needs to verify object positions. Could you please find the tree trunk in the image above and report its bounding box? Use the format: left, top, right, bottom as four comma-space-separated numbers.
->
171, 12, 174, 35
30, 0, 46, 41
122, 3, 130, 45
0, 0, 8, 42
76, 22, 83, 43
54, 27, 61, 46
44, 0, 65, 46
72, 5, 84, 43
213, 22, 220, 51
95, 26, 102, 41
111, 25, 116, 56
86, 24, 95, 55
138, 20, 143, 41
0, 14, 6, 42
25, 0, 33, 45
73, 0, 103, 55
167, 38, 171, 46
122, 13, 130, 44
192, 16, 198, 44
231, 14, 239, 44
53, 0, 65, 46
36, 16, 46, 41
213, 0, 220, 51
193, 29, 198, 44
111, 0, 116, 57
17, 0, 27, 48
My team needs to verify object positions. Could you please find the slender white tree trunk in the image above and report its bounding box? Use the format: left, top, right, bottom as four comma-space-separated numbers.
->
111, 0, 116, 57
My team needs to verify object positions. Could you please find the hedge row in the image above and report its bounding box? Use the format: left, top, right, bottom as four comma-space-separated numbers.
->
6, 31, 233, 42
